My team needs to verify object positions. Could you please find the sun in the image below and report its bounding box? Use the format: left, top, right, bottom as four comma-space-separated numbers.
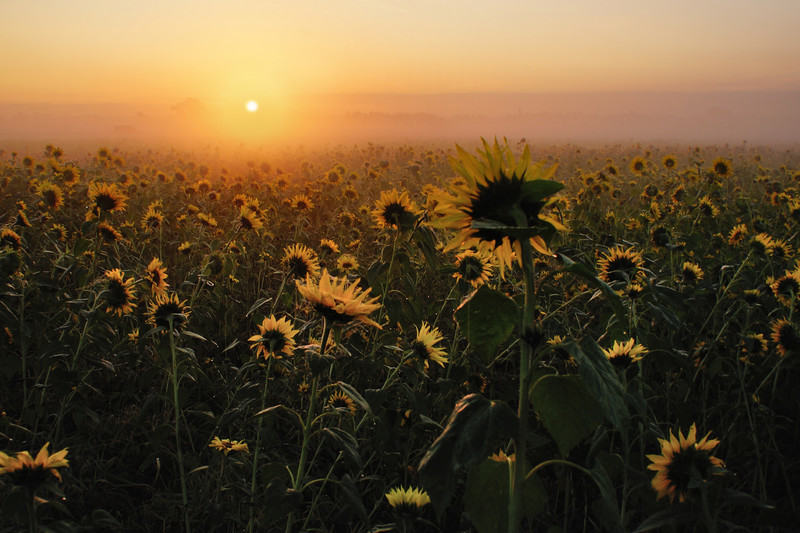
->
245, 100, 258, 112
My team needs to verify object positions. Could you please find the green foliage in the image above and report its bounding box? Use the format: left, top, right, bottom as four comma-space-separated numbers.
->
454, 284, 518, 361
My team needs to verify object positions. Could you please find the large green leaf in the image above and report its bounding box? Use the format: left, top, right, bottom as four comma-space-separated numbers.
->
565, 338, 629, 434
530, 374, 604, 457
464, 456, 546, 533
454, 285, 518, 361
418, 394, 518, 519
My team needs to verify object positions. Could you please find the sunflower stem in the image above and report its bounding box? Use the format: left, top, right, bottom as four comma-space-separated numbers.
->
286, 318, 330, 533
509, 210, 538, 533
168, 316, 191, 533
248, 357, 273, 533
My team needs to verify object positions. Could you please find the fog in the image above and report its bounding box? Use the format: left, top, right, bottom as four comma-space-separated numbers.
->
1, 91, 798, 148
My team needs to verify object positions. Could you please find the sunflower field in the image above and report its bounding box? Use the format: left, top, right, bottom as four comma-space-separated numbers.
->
1, 139, 798, 532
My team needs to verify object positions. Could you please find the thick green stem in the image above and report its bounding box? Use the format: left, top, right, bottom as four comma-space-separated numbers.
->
509, 228, 538, 533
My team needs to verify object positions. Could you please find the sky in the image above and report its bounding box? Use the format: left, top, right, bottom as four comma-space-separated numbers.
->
2, 0, 800, 143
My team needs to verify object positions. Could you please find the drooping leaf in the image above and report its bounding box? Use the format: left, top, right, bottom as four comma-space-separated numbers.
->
418, 394, 518, 519
564, 338, 630, 435
530, 374, 604, 457
454, 285, 518, 362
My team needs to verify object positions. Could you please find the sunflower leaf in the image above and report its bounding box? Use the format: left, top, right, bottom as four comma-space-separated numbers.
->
557, 254, 627, 326
454, 285, 518, 362
464, 456, 546, 533
337, 381, 373, 418
564, 338, 630, 435
530, 374, 604, 457
418, 393, 518, 519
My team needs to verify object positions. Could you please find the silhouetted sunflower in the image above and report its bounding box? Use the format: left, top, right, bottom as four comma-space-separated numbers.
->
647, 424, 724, 503
432, 139, 563, 276
37, 181, 64, 210
0, 229, 22, 251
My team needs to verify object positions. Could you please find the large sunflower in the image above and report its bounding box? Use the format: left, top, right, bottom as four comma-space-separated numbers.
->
771, 318, 800, 357
248, 315, 299, 359
102, 269, 136, 316
0, 442, 69, 490
372, 189, 419, 230
296, 269, 381, 328
282, 243, 321, 279
432, 139, 563, 276
647, 424, 724, 503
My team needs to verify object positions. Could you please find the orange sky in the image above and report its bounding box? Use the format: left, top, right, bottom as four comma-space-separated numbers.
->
2, 0, 799, 142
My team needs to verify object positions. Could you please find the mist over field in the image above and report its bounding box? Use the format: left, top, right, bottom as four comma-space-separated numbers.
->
2, 91, 798, 148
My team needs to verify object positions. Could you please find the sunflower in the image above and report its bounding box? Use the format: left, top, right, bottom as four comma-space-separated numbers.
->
14, 210, 31, 228
295, 269, 381, 328
0, 442, 69, 491
597, 246, 645, 284
740, 333, 768, 364
141, 205, 164, 231
727, 224, 748, 246
410, 322, 448, 370
209, 437, 249, 455
771, 318, 800, 357
453, 249, 495, 287
282, 243, 321, 279
336, 253, 359, 273
0, 229, 22, 251
146, 292, 190, 332
102, 269, 136, 316
372, 189, 419, 230
97, 221, 123, 243
248, 315, 299, 359
711, 157, 733, 178
680, 262, 704, 284
385, 486, 431, 511
770, 238, 792, 259
327, 390, 357, 414
88, 182, 127, 213
697, 195, 719, 217
319, 238, 339, 255
37, 181, 64, 210
178, 242, 192, 255
662, 155, 677, 170
292, 194, 314, 211
197, 213, 218, 229
51, 223, 68, 242
431, 140, 563, 276
629, 156, 648, 175
750, 233, 775, 256
145, 258, 169, 297
647, 423, 725, 503
603, 339, 647, 368
236, 207, 262, 232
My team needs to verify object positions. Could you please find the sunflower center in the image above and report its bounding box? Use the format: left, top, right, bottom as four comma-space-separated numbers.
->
95, 193, 119, 211
105, 280, 130, 307
458, 255, 485, 281
467, 175, 542, 245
